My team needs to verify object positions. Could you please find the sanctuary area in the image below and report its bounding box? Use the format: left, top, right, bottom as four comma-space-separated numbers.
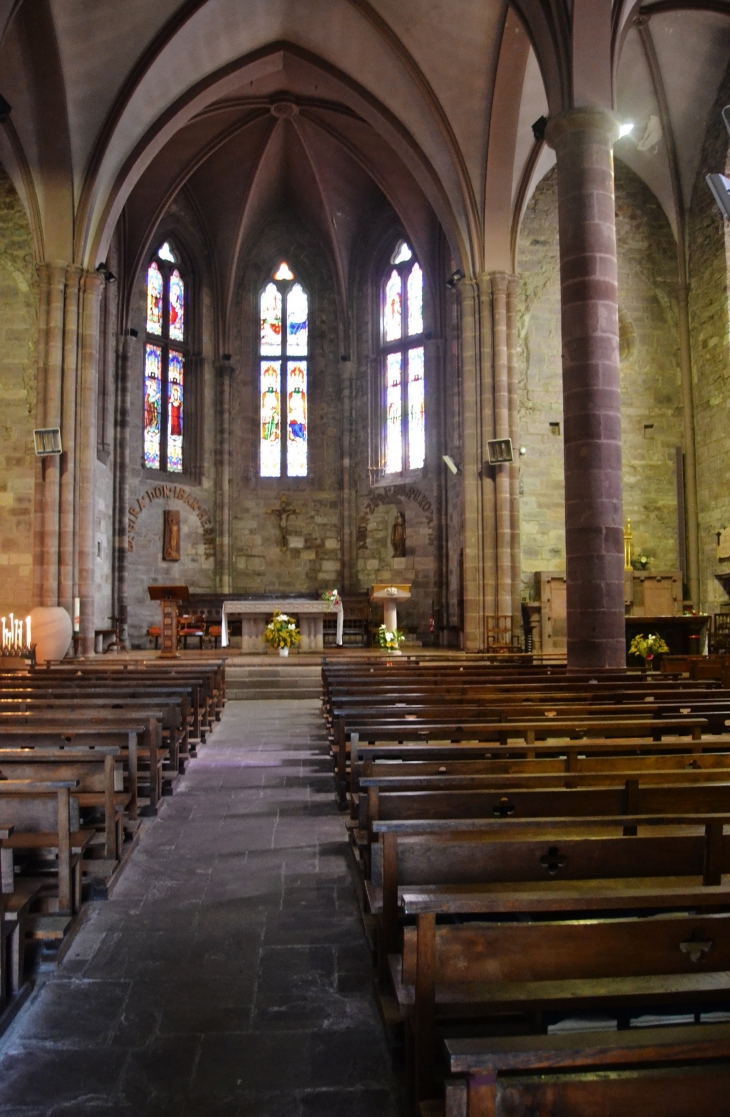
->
2, 1, 730, 1114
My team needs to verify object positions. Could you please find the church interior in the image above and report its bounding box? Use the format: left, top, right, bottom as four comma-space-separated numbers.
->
3, 0, 730, 1113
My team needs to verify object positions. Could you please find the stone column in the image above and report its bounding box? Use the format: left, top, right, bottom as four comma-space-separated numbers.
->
476, 275, 497, 628
425, 337, 446, 636
459, 278, 484, 650
491, 273, 512, 620
216, 363, 233, 594
545, 109, 625, 668
32, 264, 51, 607
339, 359, 355, 593
76, 271, 104, 656
41, 263, 67, 606
507, 275, 522, 637
113, 333, 135, 644
58, 265, 82, 616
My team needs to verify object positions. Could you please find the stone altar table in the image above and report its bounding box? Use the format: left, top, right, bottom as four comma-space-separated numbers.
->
221, 599, 343, 652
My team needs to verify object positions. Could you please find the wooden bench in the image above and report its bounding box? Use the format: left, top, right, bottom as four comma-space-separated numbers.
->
398, 904, 730, 1100
442, 1023, 730, 1116
0, 781, 84, 914
371, 811, 730, 951
0, 748, 126, 859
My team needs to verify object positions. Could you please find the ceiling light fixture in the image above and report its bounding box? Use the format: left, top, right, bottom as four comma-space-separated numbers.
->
618, 122, 634, 139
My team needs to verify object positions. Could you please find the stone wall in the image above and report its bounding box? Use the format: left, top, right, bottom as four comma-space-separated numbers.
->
349, 214, 440, 642
126, 199, 217, 644
0, 164, 37, 614
516, 160, 683, 593
227, 216, 343, 600
688, 61, 730, 612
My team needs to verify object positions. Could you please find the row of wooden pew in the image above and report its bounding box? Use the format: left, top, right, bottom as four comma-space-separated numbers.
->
322, 657, 730, 1115
0, 658, 224, 1021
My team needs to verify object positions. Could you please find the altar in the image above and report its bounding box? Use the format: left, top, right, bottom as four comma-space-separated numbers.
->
221, 599, 344, 652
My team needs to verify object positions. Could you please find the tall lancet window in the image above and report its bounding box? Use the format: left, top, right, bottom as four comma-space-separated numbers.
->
381, 240, 425, 474
144, 240, 186, 472
259, 262, 308, 478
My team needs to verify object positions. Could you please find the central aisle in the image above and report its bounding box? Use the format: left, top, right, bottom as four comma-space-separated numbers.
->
0, 699, 399, 1117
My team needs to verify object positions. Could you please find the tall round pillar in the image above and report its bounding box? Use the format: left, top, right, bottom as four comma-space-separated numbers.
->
216, 363, 233, 595
545, 109, 625, 668
77, 271, 104, 657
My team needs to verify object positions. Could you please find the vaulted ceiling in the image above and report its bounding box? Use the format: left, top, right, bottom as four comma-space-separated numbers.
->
0, 0, 728, 331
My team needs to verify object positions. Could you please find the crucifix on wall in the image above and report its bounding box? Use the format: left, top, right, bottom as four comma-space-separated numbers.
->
266, 494, 300, 551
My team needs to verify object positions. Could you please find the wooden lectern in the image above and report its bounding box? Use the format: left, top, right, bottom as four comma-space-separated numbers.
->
148, 585, 189, 658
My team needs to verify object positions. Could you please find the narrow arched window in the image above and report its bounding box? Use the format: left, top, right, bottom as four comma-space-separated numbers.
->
259, 261, 308, 477
381, 240, 425, 474
144, 241, 186, 472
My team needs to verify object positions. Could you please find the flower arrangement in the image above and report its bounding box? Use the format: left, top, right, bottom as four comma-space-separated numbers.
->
321, 588, 341, 609
629, 631, 669, 668
378, 624, 404, 651
263, 610, 301, 650
631, 553, 652, 571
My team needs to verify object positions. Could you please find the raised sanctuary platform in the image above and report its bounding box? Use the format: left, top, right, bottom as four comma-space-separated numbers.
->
220, 598, 344, 652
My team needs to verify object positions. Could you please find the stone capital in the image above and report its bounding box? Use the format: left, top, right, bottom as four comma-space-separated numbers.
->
544, 107, 621, 150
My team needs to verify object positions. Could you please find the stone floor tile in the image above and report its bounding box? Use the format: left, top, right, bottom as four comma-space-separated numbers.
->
0, 700, 400, 1115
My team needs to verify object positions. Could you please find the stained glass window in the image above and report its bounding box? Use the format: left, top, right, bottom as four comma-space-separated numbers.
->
384, 269, 402, 342
381, 243, 425, 476
144, 243, 187, 472
146, 261, 163, 335
260, 361, 281, 477
407, 263, 423, 337
407, 347, 425, 470
287, 362, 307, 477
259, 264, 308, 478
144, 344, 162, 469
261, 283, 282, 355
169, 270, 185, 342
385, 353, 403, 474
167, 351, 184, 473
287, 283, 308, 355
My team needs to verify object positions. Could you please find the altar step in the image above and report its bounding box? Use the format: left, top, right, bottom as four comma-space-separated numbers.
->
226, 663, 323, 701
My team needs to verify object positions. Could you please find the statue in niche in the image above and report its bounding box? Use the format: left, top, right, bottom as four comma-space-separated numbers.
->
391, 510, 406, 558
163, 510, 181, 562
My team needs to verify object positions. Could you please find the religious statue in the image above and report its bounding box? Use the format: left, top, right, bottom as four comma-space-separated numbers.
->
163, 509, 181, 561
266, 494, 300, 551
391, 510, 406, 558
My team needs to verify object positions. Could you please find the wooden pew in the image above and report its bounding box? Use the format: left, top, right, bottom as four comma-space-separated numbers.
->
0, 718, 159, 813
371, 813, 730, 957
399, 898, 730, 1100
0, 781, 84, 914
336, 718, 712, 806
0, 748, 125, 860
443, 1024, 730, 1117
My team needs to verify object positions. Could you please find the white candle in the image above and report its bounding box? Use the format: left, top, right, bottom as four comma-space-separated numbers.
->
26, 616, 31, 648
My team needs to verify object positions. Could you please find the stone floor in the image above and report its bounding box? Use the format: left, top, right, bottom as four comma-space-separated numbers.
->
0, 700, 401, 1116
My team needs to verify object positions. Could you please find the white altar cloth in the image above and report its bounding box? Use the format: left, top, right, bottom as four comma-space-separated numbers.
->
221, 599, 343, 650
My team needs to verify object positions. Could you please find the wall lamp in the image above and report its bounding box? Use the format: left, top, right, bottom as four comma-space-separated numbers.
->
446, 269, 465, 290
442, 454, 460, 475
706, 106, 730, 220
96, 262, 116, 284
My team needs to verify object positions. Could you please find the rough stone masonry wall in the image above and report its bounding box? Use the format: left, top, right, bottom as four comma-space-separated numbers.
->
126, 198, 217, 645
350, 217, 439, 642
0, 164, 37, 614
688, 61, 730, 612
228, 217, 343, 601
516, 160, 682, 595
